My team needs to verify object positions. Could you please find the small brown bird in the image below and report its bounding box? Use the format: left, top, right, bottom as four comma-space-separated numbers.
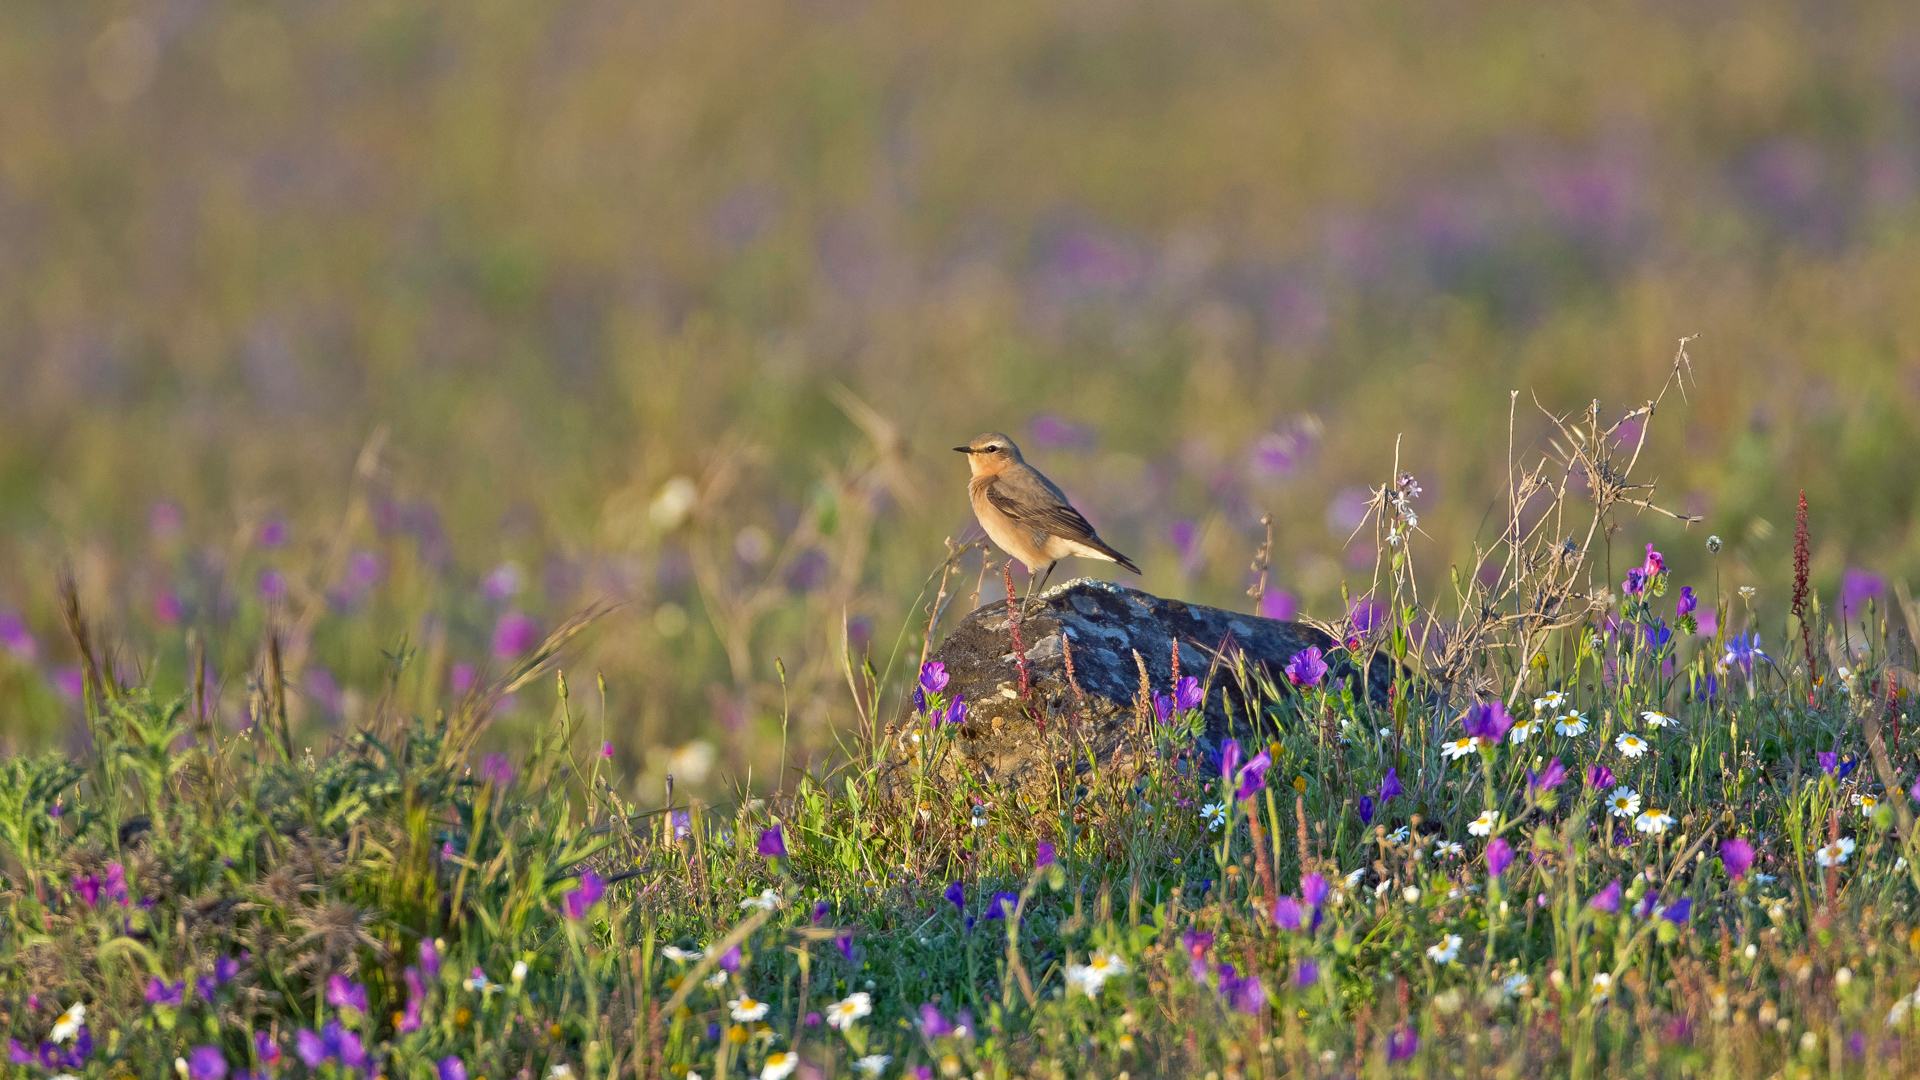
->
955, 432, 1141, 597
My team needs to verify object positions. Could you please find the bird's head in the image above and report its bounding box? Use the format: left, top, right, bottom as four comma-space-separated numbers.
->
954, 432, 1021, 476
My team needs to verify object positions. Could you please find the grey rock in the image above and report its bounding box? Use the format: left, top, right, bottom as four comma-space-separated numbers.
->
879, 579, 1393, 806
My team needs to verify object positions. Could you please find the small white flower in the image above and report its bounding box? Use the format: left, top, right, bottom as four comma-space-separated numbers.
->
1859, 794, 1880, 816
1402, 886, 1421, 902
1468, 810, 1498, 837
761, 1052, 800, 1080
1508, 718, 1542, 744
1592, 971, 1613, 1000
740, 889, 783, 912
730, 995, 771, 1022
1634, 809, 1675, 835
1554, 713, 1589, 736
1425, 934, 1462, 964
1388, 825, 1411, 843
1502, 972, 1530, 998
465, 970, 501, 996
1201, 802, 1227, 830
1814, 837, 1855, 867
49, 1003, 85, 1043
1374, 879, 1392, 897
1379, 726, 1393, 739
550, 1066, 574, 1079
1640, 710, 1677, 728
1441, 736, 1481, 761
1607, 787, 1641, 819
662, 945, 704, 963
1753, 872, 1777, 883
1534, 691, 1567, 713
854, 1056, 893, 1076
1434, 840, 1463, 858
1344, 868, 1365, 887
1615, 733, 1649, 758
1086, 950, 1129, 982
826, 992, 873, 1031
512, 959, 529, 983
704, 971, 729, 989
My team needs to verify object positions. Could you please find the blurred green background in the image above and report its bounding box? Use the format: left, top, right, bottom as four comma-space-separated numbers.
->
1, 0, 1917, 794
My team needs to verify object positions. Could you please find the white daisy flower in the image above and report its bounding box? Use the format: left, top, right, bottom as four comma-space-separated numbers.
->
1502, 973, 1530, 998
1441, 736, 1481, 761
760, 1052, 800, 1080
704, 971, 729, 989
1434, 840, 1463, 858
826, 992, 873, 1031
854, 1056, 893, 1076
1592, 972, 1613, 1000
662, 945, 704, 963
1468, 810, 1498, 836
1534, 691, 1567, 713
1554, 713, 1589, 736
1201, 802, 1227, 830
1814, 837, 1855, 867
1640, 710, 1677, 728
49, 1003, 85, 1043
550, 1067, 573, 1079
740, 889, 783, 911
1508, 718, 1542, 744
1344, 868, 1366, 887
1633, 809, 1675, 835
1615, 733, 1649, 758
1388, 825, 1411, 843
730, 995, 771, 1022
1425, 934, 1462, 964
1606, 787, 1641, 819
1859, 794, 1880, 816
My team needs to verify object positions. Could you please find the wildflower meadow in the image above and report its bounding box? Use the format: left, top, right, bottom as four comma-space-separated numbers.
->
5, 364, 1920, 1079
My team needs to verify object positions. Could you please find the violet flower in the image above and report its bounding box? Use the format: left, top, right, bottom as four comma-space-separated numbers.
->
1035, 841, 1055, 869
146, 978, 185, 1007
984, 892, 1019, 920
1676, 586, 1697, 619
401, 967, 424, 1033
563, 870, 606, 919
1174, 676, 1203, 710
1284, 647, 1328, 688
944, 880, 965, 914
1527, 757, 1567, 795
757, 825, 787, 858
325, 975, 367, 1014
1358, 796, 1374, 826
1588, 880, 1622, 914
1387, 1026, 1419, 1062
919, 661, 949, 694
1622, 568, 1648, 596
420, 938, 441, 979
1461, 700, 1514, 742
1379, 767, 1402, 802
187, 1045, 227, 1080
1486, 838, 1513, 878
1722, 633, 1768, 678
1586, 764, 1615, 789
918, 1003, 954, 1037
1662, 898, 1693, 924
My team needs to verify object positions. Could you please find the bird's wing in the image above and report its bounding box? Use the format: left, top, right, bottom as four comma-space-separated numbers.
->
985, 471, 1097, 541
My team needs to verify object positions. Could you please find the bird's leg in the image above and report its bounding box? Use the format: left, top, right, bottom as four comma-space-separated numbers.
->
1025, 561, 1057, 613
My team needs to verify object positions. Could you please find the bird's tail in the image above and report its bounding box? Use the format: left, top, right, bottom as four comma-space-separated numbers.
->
1091, 539, 1142, 575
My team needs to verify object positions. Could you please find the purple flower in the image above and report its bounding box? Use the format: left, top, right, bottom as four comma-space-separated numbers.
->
1300, 873, 1329, 909
450, 662, 477, 696
1722, 633, 1768, 678
1294, 959, 1319, 988
984, 892, 1019, 920
935, 696, 967, 727
1910, 777, 1920, 804
1643, 621, 1671, 651
1387, 1025, 1419, 1062
257, 568, 288, 602
439, 1056, 468, 1080
1720, 838, 1755, 882
1588, 880, 1622, 914
187, 1045, 228, 1080
919, 661, 949, 694
1272, 896, 1303, 931
72, 873, 102, 907
196, 976, 217, 1002
420, 938, 442, 979
326, 974, 368, 1013
758, 825, 787, 858
258, 517, 288, 548
1841, 568, 1886, 621
944, 880, 965, 913
1461, 701, 1514, 743
1284, 647, 1328, 688
1661, 897, 1693, 924
1379, 768, 1402, 802
401, 966, 424, 1032
563, 869, 606, 919
1152, 691, 1176, 723
1027, 413, 1093, 450
478, 753, 516, 788
1818, 752, 1857, 780
254, 1032, 280, 1066
12, 1040, 33, 1065
1233, 749, 1271, 802
1259, 590, 1296, 621
104, 862, 128, 905
1486, 838, 1514, 878
1174, 676, 1203, 711
600, 740, 614, 759
918, 1003, 954, 1037
1622, 568, 1648, 597
0, 611, 38, 660
1585, 764, 1614, 789
718, 945, 741, 973
1215, 963, 1267, 1014
1676, 586, 1697, 618
295, 1021, 366, 1070
1527, 757, 1567, 794
491, 611, 541, 659
1180, 929, 1214, 980
146, 977, 185, 1006
215, 954, 242, 984
1358, 795, 1375, 826
671, 811, 692, 840
1036, 841, 1055, 869
1349, 598, 1385, 634
1642, 544, 1665, 576
836, 932, 855, 962
481, 562, 522, 602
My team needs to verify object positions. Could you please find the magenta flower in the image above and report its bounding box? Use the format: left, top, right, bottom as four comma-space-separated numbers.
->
1585, 764, 1614, 789
1622, 568, 1648, 597
757, 825, 787, 858
1387, 1026, 1419, 1062
918, 1003, 954, 1037
919, 661, 949, 694
1527, 757, 1567, 794
1284, 647, 1328, 688
478, 753, 516, 788
71, 873, 102, 907
1588, 880, 1622, 914
1676, 586, 1697, 619
258, 568, 288, 602
149, 587, 181, 625
600, 740, 614, 759
1272, 896, 1303, 931
1259, 590, 1297, 620
1642, 544, 1665, 576
563, 870, 606, 919
1841, 568, 1885, 620
185, 1046, 227, 1080
400, 966, 424, 1032
491, 611, 541, 659
439, 1056, 468, 1080
1461, 700, 1514, 742
325, 974, 367, 1013
1720, 838, 1755, 881
420, 938, 442, 979
1486, 838, 1513, 878
1035, 841, 1056, 869
1301, 873, 1329, 909
103, 862, 129, 905
0, 612, 38, 661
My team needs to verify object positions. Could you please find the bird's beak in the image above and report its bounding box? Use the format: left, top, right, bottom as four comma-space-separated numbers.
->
952, 446, 974, 453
